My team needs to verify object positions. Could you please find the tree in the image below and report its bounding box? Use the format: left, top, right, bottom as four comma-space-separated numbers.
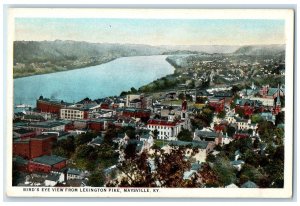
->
125, 127, 136, 139
87, 170, 106, 187
257, 120, 276, 143
275, 112, 284, 125
212, 157, 236, 186
75, 132, 97, 146
151, 129, 159, 140
251, 114, 264, 124
75, 145, 97, 161
103, 124, 117, 144
199, 163, 220, 187
237, 164, 263, 186
206, 153, 216, 163
130, 87, 137, 94
52, 136, 75, 158
231, 85, 241, 95
217, 111, 226, 118
177, 129, 193, 142
124, 143, 137, 160
109, 148, 198, 187
227, 126, 236, 137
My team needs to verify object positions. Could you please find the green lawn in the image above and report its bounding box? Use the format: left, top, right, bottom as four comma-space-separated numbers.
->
154, 139, 170, 148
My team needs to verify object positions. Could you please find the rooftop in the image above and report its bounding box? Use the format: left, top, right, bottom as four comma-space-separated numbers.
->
45, 173, 60, 182
14, 156, 28, 165
147, 119, 183, 127
32, 133, 58, 140
168, 140, 209, 149
241, 180, 258, 188
68, 168, 84, 176
13, 128, 35, 135
31, 155, 67, 166
29, 121, 66, 128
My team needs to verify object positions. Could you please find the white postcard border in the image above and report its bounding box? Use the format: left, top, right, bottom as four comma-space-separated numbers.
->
5, 8, 295, 198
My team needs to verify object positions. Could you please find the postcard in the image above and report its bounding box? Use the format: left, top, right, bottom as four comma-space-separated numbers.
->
5, 8, 294, 198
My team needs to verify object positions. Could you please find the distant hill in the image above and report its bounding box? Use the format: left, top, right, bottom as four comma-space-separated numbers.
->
13, 41, 286, 78
233, 44, 285, 56
13, 40, 169, 78
13, 40, 167, 64
162, 45, 240, 54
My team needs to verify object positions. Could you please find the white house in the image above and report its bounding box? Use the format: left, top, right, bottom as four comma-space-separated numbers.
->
44, 173, 64, 186
67, 168, 86, 180
147, 119, 187, 140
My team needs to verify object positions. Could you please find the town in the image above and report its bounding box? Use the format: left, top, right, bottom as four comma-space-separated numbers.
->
12, 53, 285, 189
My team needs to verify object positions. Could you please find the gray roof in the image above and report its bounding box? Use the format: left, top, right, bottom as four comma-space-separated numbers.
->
68, 168, 83, 176
241, 180, 258, 188
45, 173, 60, 182
231, 160, 245, 166
191, 163, 201, 171
195, 130, 218, 139
32, 155, 67, 166
13, 128, 34, 135
29, 121, 66, 128
90, 136, 104, 145
14, 156, 28, 165
169, 140, 209, 149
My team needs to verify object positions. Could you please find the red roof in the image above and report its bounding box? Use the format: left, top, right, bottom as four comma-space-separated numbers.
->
147, 119, 182, 127
233, 133, 250, 139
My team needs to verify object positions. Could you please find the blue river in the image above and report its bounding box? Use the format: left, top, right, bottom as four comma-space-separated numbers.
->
14, 55, 174, 108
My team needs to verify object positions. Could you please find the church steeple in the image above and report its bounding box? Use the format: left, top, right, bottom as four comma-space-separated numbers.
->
273, 84, 281, 115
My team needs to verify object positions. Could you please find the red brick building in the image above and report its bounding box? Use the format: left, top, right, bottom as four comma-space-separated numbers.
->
13, 133, 57, 159
13, 128, 36, 140
36, 96, 68, 115
28, 155, 67, 173
208, 97, 225, 113
121, 108, 151, 119
235, 99, 264, 117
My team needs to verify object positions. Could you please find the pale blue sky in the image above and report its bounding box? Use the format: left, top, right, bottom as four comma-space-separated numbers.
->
15, 18, 285, 46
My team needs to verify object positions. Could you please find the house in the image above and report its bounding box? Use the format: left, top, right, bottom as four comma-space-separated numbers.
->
235, 117, 258, 132
28, 155, 67, 173
225, 183, 239, 188
44, 173, 64, 186
89, 136, 104, 147
235, 99, 263, 116
60, 107, 89, 120
183, 163, 201, 180
147, 119, 186, 140
13, 133, 57, 159
87, 119, 113, 132
13, 156, 29, 172
230, 160, 245, 171
208, 97, 225, 113
241, 180, 258, 188
164, 140, 215, 163
240, 88, 258, 98
194, 128, 220, 142
36, 96, 70, 115
259, 85, 284, 99
249, 97, 274, 108
26, 121, 66, 135
165, 91, 177, 100
67, 168, 86, 180
215, 134, 232, 145
126, 94, 141, 107
114, 116, 136, 128
121, 108, 151, 121
13, 128, 36, 140
260, 112, 276, 124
